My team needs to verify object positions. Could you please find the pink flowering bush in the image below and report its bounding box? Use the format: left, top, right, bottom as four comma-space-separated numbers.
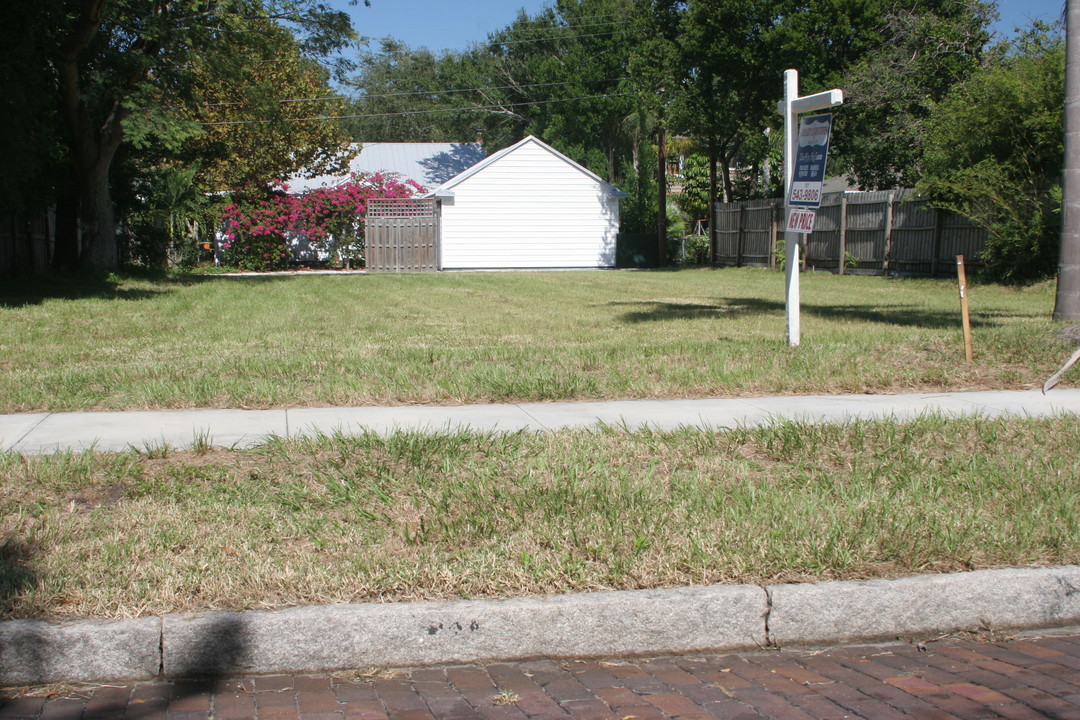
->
220, 172, 424, 271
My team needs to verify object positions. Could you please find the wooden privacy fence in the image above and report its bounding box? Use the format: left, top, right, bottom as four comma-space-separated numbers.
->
0, 212, 52, 275
713, 190, 987, 276
366, 198, 439, 272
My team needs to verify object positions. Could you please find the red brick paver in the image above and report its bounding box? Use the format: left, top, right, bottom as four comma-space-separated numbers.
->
4, 630, 1080, 720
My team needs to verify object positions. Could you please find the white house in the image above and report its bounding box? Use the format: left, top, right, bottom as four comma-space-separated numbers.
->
427, 136, 626, 269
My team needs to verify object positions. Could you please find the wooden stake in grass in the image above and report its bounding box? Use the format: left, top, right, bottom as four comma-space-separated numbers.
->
957, 255, 974, 363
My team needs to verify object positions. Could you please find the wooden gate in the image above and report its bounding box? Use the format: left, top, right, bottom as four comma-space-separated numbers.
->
366, 198, 439, 272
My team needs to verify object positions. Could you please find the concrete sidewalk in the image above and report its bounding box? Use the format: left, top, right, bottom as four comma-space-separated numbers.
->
3, 388, 1080, 455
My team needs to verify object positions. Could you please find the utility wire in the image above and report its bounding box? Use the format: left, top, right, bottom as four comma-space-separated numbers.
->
213, 19, 639, 64
191, 78, 628, 108
479, 28, 639, 47
483, 19, 633, 35
198, 93, 633, 126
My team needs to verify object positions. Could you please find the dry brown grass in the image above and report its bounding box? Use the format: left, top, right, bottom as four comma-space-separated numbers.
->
1, 415, 1077, 620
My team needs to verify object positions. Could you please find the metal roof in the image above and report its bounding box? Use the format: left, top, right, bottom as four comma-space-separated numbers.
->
426, 136, 628, 199
287, 142, 485, 193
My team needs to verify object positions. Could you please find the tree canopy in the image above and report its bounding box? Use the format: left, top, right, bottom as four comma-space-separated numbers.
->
919, 23, 1065, 282
6, 0, 1066, 282
832, 0, 994, 189
2, 0, 361, 270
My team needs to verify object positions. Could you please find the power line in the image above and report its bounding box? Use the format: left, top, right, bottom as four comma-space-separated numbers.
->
479, 28, 639, 47
191, 78, 628, 108
197, 93, 633, 126
218, 17, 638, 64
484, 19, 633, 36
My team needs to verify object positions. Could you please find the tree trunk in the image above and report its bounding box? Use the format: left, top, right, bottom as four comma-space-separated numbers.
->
1056, 0, 1080, 320
56, 0, 129, 272
53, 184, 81, 270
77, 154, 120, 271
657, 114, 667, 266
708, 140, 718, 263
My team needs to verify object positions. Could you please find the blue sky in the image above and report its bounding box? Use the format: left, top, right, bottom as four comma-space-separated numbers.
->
996, 0, 1065, 35
331, 0, 1064, 55
332, 0, 550, 54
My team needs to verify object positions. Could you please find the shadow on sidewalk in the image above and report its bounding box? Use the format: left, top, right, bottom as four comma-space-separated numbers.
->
0, 595, 250, 719
138, 614, 253, 720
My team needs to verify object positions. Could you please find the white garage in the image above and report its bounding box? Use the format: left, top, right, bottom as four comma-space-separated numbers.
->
427, 136, 626, 270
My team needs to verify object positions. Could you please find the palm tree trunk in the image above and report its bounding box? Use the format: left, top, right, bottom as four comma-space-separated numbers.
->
1055, 0, 1080, 320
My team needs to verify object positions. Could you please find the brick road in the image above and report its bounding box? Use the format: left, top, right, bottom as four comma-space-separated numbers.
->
3, 630, 1079, 720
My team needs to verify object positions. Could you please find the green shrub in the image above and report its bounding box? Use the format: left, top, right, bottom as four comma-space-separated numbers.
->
222, 231, 290, 272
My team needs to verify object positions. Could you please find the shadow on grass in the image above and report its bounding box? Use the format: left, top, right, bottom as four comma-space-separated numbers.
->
0, 539, 40, 696
609, 296, 784, 323
0, 539, 247, 712
0, 269, 316, 307
0, 271, 170, 308
168, 272, 311, 285
0, 539, 35, 618
614, 297, 1004, 329
805, 303, 1001, 329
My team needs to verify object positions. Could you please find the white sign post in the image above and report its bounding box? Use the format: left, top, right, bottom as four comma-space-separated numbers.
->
777, 69, 843, 347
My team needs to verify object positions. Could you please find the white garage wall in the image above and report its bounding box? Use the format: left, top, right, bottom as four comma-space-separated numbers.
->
437, 138, 622, 269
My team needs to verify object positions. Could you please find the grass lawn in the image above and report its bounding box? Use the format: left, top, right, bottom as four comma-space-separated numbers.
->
1, 268, 1077, 621
1, 415, 1078, 620
0, 267, 1071, 413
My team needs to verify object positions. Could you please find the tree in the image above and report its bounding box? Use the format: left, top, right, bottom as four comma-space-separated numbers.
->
220, 172, 422, 271
341, 38, 489, 142
0, 3, 65, 217
627, 0, 681, 260
340, 0, 660, 235
673, 0, 777, 205
832, 0, 993, 189
919, 24, 1065, 283
34, 0, 359, 271
1056, 0, 1080, 320
108, 17, 356, 266
174, 25, 353, 194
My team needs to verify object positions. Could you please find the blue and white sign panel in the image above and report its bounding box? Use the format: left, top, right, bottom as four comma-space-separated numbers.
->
788, 113, 832, 208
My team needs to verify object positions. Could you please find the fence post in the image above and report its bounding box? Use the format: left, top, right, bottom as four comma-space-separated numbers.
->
931, 207, 943, 277
736, 205, 744, 267
770, 202, 780, 269
882, 190, 896, 276
709, 202, 717, 265
838, 192, 848, 275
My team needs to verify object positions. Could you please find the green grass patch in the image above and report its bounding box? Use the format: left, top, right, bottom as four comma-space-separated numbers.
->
0, 268, 1069, 413
1, 415, 1077, 620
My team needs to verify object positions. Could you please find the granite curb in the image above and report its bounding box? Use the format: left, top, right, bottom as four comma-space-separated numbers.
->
3, 565, 1079, 686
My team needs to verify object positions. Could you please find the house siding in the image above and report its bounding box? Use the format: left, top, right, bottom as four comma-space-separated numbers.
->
438, 140, 620, 269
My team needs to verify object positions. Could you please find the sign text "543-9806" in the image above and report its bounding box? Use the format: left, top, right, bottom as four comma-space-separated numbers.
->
790, 186, 821, 203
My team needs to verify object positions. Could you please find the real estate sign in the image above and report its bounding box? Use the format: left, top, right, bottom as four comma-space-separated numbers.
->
786, 208, 817, 234
789, 114, 832, 207
785, 113, 833, 234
